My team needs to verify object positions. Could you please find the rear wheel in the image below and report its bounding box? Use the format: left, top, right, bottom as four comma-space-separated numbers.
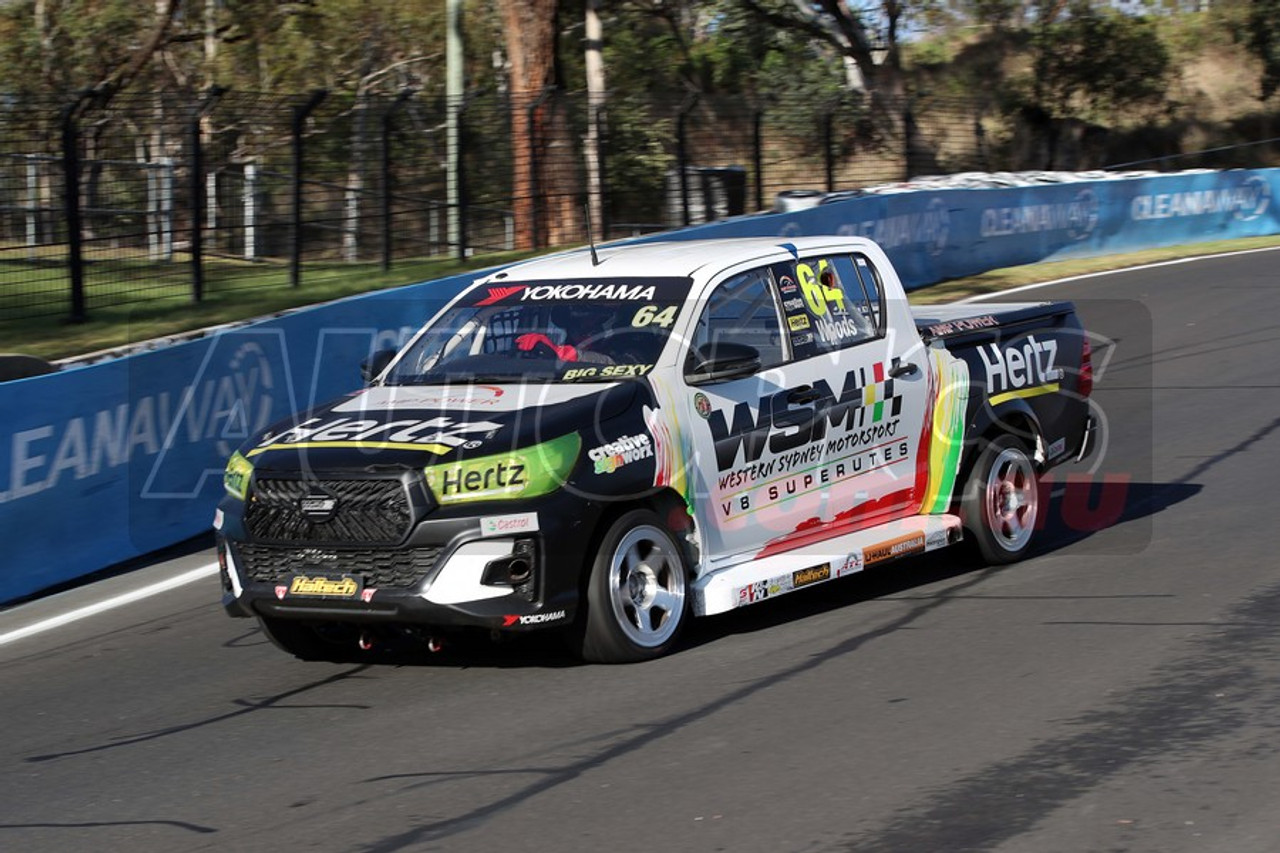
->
961, 434, 1041, 564
577, 509, 689, 663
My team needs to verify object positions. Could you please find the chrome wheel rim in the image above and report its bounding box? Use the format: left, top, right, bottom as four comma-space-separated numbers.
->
607, 525, 685, 648
985, 447, 1037, 552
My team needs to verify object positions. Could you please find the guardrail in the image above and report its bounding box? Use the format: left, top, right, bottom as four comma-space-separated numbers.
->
1, 168, 1276, 604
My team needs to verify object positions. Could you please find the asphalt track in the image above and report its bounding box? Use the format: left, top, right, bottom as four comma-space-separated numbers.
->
3, 250, 1279, 853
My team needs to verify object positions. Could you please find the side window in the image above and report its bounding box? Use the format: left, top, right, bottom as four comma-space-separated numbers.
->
687, 268, 786, 374
775, 254, 878, 357
851, 253, 885, 333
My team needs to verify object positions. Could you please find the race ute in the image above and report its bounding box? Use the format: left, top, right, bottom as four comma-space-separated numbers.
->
216, 236, 1096, 663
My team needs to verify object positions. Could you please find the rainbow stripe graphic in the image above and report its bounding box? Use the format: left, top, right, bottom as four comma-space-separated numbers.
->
644, 377, 694, 516
921, 349, 970, 514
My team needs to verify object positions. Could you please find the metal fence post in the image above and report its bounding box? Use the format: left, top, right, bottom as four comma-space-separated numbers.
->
207, 171, 218, 252
526, 88, 555, 249
456, 102, 468, 262
190, 86, 226, 302
291, 89, 328, 288
243, 162, 257, 262
903, 101, 917, 181
596, 99, 610, 239
677, 98, 694, 228
160, 158, 175, 262
753, 109, 764, 213
381, 90, 413, 271
59, 96, 88, 323
824, 111, 835, 193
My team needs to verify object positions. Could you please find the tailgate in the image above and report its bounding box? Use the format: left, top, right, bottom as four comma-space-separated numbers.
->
913, 301, 1076, 344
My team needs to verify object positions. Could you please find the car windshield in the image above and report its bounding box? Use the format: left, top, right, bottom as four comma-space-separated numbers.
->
383, 276, 693, 384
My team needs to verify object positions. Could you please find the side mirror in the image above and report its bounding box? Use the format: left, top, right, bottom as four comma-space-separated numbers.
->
360, 348, 397, 383
686, 341, 761, 385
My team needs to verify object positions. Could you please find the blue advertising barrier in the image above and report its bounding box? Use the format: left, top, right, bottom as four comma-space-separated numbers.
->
0, 277, 475, 603
2, 168, 1278, 604
648, 168, 1280, 289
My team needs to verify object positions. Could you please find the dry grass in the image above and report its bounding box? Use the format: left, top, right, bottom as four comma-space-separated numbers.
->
910, 234, 1280, 304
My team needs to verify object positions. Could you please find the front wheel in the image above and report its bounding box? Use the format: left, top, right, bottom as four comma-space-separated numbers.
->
577, 509, 689, 663
961, 434, 1041, 564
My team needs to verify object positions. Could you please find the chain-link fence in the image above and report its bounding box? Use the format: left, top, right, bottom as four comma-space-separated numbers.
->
3, 86, 1243, 323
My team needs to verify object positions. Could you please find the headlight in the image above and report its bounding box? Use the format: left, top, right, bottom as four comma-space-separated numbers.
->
224, 451, 254, 500
424, 433, 580, 505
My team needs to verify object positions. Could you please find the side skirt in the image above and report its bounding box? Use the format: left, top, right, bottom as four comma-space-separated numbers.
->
693, 514, 963, 616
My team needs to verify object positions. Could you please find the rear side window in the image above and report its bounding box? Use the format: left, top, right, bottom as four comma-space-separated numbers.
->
773, 254, 879, 358
850, 254, 885, 333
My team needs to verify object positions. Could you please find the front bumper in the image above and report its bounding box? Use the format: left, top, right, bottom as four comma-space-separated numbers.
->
218, 497, 597, 633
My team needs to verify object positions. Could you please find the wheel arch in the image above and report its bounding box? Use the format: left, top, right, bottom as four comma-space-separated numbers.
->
582, 488, 699, 583
952, 400, 1044, 515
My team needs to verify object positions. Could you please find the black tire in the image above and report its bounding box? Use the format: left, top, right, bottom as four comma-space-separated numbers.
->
577, 509, 689, 663
960, 434, 1041, 565
258, 617, 359, 662
0, 354, 57, 382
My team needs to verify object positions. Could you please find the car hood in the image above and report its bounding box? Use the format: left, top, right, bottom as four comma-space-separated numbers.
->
241, 382, 641, 472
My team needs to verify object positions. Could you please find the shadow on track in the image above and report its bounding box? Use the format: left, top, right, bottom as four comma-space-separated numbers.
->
228, 477, 1199, 670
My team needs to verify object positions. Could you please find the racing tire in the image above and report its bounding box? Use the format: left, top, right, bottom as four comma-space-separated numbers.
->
258, 617, 358, 662
960, 434, 1041, 565
577, 509, 689, 663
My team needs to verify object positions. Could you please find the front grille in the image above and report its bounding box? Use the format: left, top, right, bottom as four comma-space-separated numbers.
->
245, 477, 413, 544
236, 543, 444, 590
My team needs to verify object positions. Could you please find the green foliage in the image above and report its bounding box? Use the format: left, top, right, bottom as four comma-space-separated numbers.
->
211, 0, 446, 94
1245, 0, 1280, 99
1031, 2, 1170, 120
0, 0, 158, 93
0, 0, 448, 97
959, 0, 1026, 30
906, 38, 956, 68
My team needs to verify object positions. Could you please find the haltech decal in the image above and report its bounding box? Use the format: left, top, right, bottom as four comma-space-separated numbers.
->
287, 575, 361, 597
864, 533, 926, 565
792, 564, 831, 588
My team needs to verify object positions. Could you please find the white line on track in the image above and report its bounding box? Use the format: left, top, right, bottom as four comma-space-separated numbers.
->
0, 562, 218, 647
960, 244, 1280, 302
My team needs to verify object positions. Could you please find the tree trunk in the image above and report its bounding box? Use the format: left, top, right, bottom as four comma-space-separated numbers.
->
346, 94, 370, 263
499, 0, 582, 249
584, 0, 606, 242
